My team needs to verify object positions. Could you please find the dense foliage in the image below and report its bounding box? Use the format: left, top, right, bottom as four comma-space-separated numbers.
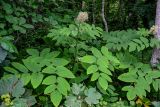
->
0, 0, 160, 107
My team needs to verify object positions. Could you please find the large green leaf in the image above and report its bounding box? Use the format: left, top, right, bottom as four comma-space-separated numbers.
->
148, 72, 160, 79
87, 65, 98, 74
91, 47, 102, 58
140, 37, 149, 47
31, 73, 44, 89
42, 65, 56, 74
134, 84, 146, 98
118, 72, 138, 82
80, 55, 96, 64
52, 58, 69, 66
101, 46, 109, 56
98, 65, 112, 75
129, 42, 137, 52
26, 49, 39, 56
45, 51, 60, 59
57, 77, 70, 91
145, 75, 152, 84
91, 72, 100, 81
107, 55, 120, 64
136, 77, 150, 92
21, 73, 31, 85
57, 82, 68, 96
1, 40, 17, 53
40, 48, 50, 57
44, 84, 56, 94
3, 67, 19, 74
12, 62, 28, 73
122, 86, 134, 91
42, 76, 56, 85
23, 59, 41, 72
56, 66, 75, 78
127, 89, 136, 100
50, 90, 62, 107
98, 77, 108, 90
100, 73, 112, 82
57, 77, 70, 96
101, 46, 119, 63
152, 80, 159, 92
97, 57, 109, 68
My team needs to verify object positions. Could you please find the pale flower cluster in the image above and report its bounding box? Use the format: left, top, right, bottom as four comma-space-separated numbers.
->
149, 25, 158, 35
76, 12, 88, 22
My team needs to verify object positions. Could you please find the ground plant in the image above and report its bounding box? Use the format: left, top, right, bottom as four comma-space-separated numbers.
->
0, 0, 160, 107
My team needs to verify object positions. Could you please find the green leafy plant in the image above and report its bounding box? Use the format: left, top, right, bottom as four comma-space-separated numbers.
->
135, 97, 151, 107
1, 0, 159, 106
118, 62, 160, 101
0, 36, 17, 63
106, 100, 133, 107
80, 46, 119, 90
152, 101, 160, 107
47, 22, 102, 46
0, 76, 36, 107
4, 48, 75, 107
84, 88, 102, 106
1, 1, 34, 34
0, 0, 62, 49
102, 28, 160, 52
47, 22, 103, 58
64, 83, 102, 107
64, 83, 85, 107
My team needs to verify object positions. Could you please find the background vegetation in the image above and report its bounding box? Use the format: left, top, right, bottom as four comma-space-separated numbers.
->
0, 0, 160, 107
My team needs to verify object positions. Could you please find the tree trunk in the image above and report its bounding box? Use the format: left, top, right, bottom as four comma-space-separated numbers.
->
151, 0, 160, 67
101, 0, 108, 32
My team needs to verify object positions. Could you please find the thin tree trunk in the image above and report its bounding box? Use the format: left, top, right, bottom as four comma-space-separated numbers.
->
101, 0, 108, 32
151, 0, 160, 67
